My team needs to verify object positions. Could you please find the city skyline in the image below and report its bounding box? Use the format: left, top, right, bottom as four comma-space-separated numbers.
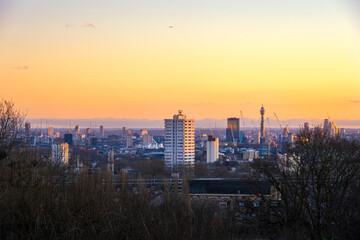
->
24, 116, 360, 129
1, 0, 360, 120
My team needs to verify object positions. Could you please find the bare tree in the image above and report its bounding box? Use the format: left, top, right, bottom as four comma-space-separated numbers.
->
0, 99, 26, 160
251, 127, 360, 239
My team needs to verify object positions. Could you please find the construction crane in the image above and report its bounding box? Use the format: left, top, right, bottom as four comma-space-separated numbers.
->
274, 112, 289, 137
267, 117, 272, 136
239, 111, 247, 132
251, 121, 259, 134
273, 113, 282, 130
230, 126, 235, 145
240, 111, 250, 147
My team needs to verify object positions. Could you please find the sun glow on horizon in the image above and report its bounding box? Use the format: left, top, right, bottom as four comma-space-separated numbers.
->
1, 0, 360, 120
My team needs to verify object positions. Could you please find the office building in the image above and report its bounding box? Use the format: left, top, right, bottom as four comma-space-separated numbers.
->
51, 143, 69, 164
25, 122, 31, 136
64, 133, 73, 146
164, 110, 195, 169
288, 133, 294, 143
142, 134, 153, 145
48, 126, 54, 137
330, 122, 338, 136
75, 125, 80, 135
226, 118, 240, 142
206, 135, 219, 163
85, 128, 91, 138
100, 125, 104, 138
126, 135, 133, 148
242, 149, 259, 160
324, 119, 338, 136
127, 129, 134, 136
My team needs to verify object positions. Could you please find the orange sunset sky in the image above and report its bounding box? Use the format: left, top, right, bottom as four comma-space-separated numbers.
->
1, 0, 360, 121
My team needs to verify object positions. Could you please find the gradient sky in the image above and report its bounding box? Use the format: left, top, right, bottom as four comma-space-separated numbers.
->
1, 0, 360, 121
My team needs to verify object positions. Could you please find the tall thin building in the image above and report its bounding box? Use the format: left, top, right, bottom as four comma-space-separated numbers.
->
226, 118, 240, 142
164, 110, 195, 169
206, 135, 219, 163
100, 125, 104, 138
260, 105, 265, 143
85, 128, 91, 138
25, 122, 31, 136
122, 127, 128, 137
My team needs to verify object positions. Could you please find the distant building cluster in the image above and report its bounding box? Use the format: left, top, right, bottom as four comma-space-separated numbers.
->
21, 104, 355, 176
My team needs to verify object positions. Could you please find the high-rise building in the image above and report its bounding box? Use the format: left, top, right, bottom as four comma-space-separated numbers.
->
127, 129, 134, 136
122, 127, 128, 137
25, 122, 31, 136
85, 128, 91, 138
100, 125, 104, 138
48, 126, 54, 137
206, 135, 219, 163
226, 118, 240, 142
330, 122, 338, 136
126, 135, 133, 148
323, 119, 338, 136
75, 125, 80, 135
260, 105, 265, 143
164, 110, 195, 169
64, 133, 73, 146
51, 143, 69, 164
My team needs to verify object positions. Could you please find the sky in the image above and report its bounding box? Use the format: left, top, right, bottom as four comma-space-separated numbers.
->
1, 0, 360, 122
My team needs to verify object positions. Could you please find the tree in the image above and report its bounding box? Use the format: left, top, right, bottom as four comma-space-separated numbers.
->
0, 99, 26, 161
251, 127, 360, 239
